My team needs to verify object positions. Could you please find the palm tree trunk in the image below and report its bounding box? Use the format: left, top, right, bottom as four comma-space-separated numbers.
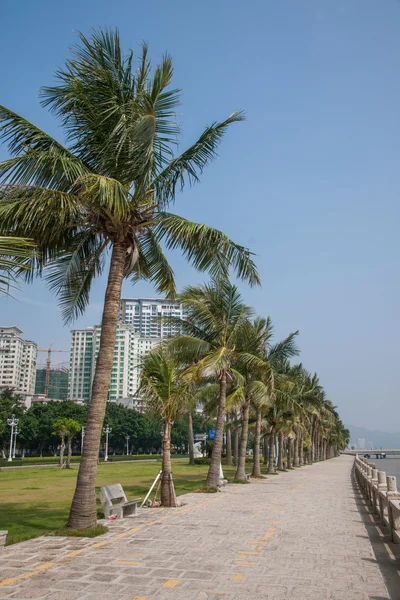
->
66, 436, 72, 468
226, 417, 232, 465
205, 371, 227, 488
161, 419, 177, 507
277, 431, 284, 470
59, 434, 65, 468
68, 242, 126, 529
188, 411, 195, 465
251, 407, 262, 477
267, 426, 276, 474
287, 437, 294, 469
299, 430, 304, 466
263, 434, 268, 465
235, 401, 250, 481
233, 426, 239, 466
294, 427, 299, 467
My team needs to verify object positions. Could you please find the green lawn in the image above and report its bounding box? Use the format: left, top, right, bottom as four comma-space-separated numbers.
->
0, 460, 238, 545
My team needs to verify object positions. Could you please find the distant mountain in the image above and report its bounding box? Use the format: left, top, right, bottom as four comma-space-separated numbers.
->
347, 424, 400, 449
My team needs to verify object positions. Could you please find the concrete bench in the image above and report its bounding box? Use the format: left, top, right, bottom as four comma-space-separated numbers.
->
100, 484, 141, 519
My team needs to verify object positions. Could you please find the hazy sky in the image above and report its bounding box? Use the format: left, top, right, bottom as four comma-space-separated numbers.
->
1, 0, 399, 432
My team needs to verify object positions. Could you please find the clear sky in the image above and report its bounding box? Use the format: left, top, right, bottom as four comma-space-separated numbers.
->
1, 0, 399, 432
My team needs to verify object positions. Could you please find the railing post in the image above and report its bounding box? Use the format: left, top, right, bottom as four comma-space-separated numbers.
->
377, 471, 387, 524
371, 468, 378, 511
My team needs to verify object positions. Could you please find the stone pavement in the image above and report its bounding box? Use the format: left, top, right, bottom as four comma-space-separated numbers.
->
1, 455, 399, 600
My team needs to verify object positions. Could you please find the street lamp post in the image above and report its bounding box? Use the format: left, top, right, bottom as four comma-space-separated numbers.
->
81, 426, 85, 454
13, 425, 20, 459
103, 425, 112, 462
125, 435, 130, 456
7, 414, 19, 462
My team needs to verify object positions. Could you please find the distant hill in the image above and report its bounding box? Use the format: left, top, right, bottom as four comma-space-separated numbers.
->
347, 424, 400, 449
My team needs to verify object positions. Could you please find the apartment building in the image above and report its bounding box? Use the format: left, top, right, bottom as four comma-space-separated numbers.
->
0, 326, 38, 394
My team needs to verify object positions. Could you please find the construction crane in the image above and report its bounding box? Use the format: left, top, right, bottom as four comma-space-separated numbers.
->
38, 343, 69, 396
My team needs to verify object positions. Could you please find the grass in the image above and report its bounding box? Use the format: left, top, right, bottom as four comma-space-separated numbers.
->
0, 459, 237, 546
52, 525, 109, 538
0, 453, 188, 468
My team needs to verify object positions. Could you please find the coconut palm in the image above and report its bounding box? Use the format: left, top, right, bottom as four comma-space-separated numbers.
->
252, 323, 300, 475
168, 279, 262, 488
0, 30, 260, 528
250, 392, 271, 477
231, 318, 271, 481
140, 345, 192, 506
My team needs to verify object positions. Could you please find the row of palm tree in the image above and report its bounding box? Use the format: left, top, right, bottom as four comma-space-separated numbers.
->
140, 278, 350, 506
0, 29, 259, 529
0, 28, 348, 528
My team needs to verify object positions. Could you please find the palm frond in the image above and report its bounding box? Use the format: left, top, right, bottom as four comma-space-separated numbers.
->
156, 213, 260, 286
0, 236, 36, 294
46, 232, 108, 323
153, 111, 245, 206
132, 229, 176, 295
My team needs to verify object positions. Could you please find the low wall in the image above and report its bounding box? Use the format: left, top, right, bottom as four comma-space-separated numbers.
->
354, 455, 400, 544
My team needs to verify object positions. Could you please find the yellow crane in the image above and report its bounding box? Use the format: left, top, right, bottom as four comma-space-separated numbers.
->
37, 343, 69, 396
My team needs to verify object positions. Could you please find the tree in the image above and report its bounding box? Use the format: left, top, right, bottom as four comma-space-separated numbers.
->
0, 30, 259, 528
140, 345, 190, 506
169, 279, 261, 488
65, 419, 81, 467
52, 418, 70, 467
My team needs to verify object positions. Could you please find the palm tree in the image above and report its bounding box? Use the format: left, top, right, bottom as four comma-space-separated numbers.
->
140, 345, 191, 506
0, 30, 259, 528
169, 279, 258, 488
232, 318, 271, 481
252, 322, 300, 475
250, 392, 271, 477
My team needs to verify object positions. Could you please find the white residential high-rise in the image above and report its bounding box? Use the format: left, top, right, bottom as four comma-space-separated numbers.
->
69, 323, 160, 404
0, 326, 38, 394
119, 298, 186, 338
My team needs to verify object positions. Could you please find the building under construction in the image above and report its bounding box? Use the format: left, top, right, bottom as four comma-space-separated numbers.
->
35, 366, 69, 400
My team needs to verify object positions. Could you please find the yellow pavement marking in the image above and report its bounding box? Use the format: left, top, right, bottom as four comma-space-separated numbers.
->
37, 563, 55, 570
132, 597, 147, 600
257, 546, 263, 550
66, 550, 82, 557
268, 527, 277, 531
384, 543, 396, 560
232, 574, 244, 581
236, 560, 256, 565
0, 578, 18, 587
164, 579, 181, 588
237, 551, 260, 555
116, 561, 142, 565
247, 540, 266, 545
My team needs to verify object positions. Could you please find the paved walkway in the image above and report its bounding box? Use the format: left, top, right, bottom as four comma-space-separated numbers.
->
1, 455, 399, 600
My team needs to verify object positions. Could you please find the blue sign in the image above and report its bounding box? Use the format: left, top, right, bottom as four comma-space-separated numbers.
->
209, 430, 216, 440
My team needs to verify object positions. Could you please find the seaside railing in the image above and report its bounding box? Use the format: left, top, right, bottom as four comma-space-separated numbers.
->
354, 454, 400, 544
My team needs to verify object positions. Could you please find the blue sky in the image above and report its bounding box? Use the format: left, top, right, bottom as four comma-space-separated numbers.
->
1, 0, 399, 431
